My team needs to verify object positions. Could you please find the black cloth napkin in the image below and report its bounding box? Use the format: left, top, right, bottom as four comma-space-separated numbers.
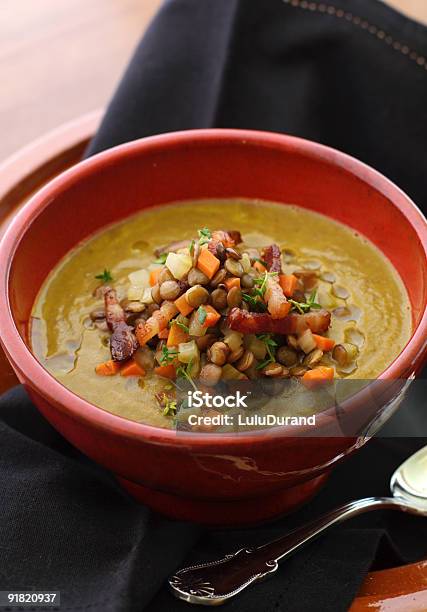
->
2, 1, 427, 610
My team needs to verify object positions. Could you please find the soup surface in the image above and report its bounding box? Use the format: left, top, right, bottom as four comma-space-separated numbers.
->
31, 199, 411, 429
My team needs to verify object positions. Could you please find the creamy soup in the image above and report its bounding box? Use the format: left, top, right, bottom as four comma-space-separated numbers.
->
31, 199, 411, 429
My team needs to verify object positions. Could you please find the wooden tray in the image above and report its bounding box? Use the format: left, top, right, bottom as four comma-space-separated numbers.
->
0, 112, 425, 608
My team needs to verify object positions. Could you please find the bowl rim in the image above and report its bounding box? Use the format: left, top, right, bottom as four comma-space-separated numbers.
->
0, 128, 426, 446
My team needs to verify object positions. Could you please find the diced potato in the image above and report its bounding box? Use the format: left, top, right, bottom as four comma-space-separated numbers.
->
178, 340, 200, 364
127, 285, 144, 301
243, 334, 267, 360
224, 331, 243, 352
141, 287, 154, 304
166, 252, 192, 280
187, 358, 201, 379
128, 268, 150, 288
298, 328, 316, 354
188, 310, 207, 337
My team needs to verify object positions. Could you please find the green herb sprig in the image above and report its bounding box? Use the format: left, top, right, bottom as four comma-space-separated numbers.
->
176, 359, 198, 391
169, 319, 190, 333
160, 346, 178, 365
154, 253, 168, 264
198, 228, 212, 246
253, 271, 278, 298
163, 398, 177, 416
253, 257, 268, 267
242, 271, 278, 312
256, 334, 278, 370
288, 289, 321, 314
242, 293, 268, 312
95, 269, 113, 283
198, 306, 207, 325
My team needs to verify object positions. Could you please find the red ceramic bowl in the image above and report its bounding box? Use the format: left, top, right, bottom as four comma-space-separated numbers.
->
0, 130, 426, 525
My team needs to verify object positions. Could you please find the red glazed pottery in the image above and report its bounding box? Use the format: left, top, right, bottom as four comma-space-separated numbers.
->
0, 130, 426, 525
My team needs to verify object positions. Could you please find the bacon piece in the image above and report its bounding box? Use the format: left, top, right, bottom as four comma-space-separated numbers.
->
211, 230, 241, 248
104, 289, 126, 331
264, 277, 290, 319
262, 244, 282, 273
227, 307, 331, 335
110, 322, 138, 362
155, 232, 241, 258
93, 284, 112, 300
135, 300, 179, 346
225, 230, 242, 245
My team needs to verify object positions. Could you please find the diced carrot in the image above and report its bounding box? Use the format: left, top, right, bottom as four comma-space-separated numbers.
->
312, 334, 335, 352
149, 268, 162, 286
197, 248, 220, 279
224, 277, 241, 291
174, 293, 194, 317
120, 360, 146, 377
253, 260, 267, 273
158, 328, 170, 339
279, 274, 298, 297
167, 322, 189, 347
95, 360, 121, 376
302, 366, 334, 389
154, 364, 177, 379
201, 304, 221, 328
280, 301, 292, 317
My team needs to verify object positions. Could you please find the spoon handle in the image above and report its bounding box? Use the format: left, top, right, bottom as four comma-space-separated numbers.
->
169, 496, 408, 606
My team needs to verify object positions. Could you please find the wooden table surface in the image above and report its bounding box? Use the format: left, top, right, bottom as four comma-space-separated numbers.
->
0, 0, 426, 162
0, 0, 161, 162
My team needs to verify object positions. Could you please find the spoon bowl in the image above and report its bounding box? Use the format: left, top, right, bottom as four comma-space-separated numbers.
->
169, 444, 427, 606
390, 444, 427, 511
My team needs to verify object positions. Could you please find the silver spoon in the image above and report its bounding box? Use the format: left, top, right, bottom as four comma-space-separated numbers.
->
169, 444, 427, 606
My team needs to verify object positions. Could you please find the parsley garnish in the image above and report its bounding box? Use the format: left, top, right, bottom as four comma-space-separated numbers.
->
288, 289, 322, 314
253, 257, 268, 267
95, 269, 113, 283
169, 319, 190, 333
176, 359, 198, 391
256, 334, 278, 370
198, 306, 207, 325
154, 253, 168, 264
253, 271, 278, 298
163, 398, 177, 416
198, 228, 212, 245
242, 293, 268, 312
160, 345, 178, 365
189, 240, 195, 256
241, 271, 278, 312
